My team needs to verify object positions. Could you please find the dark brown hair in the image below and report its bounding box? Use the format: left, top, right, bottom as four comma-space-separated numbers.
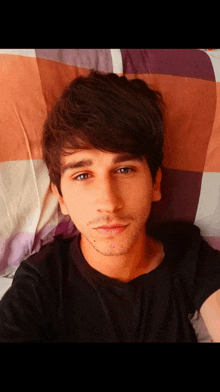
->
42, 70, 164, 196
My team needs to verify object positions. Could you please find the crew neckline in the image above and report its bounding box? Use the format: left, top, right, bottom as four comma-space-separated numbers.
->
70, 232, 170, 289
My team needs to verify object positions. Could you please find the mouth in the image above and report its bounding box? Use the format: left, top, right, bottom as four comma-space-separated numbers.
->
94, 224, 129, 236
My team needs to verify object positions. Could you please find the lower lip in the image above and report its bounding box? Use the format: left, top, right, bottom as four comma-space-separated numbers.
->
95, 225, 128, 236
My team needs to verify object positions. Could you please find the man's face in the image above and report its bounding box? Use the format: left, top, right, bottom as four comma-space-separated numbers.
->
52, 149, 162, 257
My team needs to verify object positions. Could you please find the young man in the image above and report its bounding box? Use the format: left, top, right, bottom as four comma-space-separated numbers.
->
0, 71, 220, 342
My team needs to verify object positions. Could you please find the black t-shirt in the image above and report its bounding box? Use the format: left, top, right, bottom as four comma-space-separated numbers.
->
1, 221, 220, 342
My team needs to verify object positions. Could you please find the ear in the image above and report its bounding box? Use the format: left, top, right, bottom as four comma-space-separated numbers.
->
51, 182, 69, 215
152, 167, 162, 202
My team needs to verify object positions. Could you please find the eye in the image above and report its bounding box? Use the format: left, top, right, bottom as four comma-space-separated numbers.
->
74, 173, 90, 181
116, 167, 135, 174
116, 167, 134, 174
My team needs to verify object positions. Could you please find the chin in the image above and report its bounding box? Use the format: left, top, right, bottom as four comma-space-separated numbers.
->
94, 245, 130, 257
91, 236, 135, 257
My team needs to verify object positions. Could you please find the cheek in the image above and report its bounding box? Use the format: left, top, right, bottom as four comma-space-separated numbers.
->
62, 185, 94, 225
125, 179, 153, 210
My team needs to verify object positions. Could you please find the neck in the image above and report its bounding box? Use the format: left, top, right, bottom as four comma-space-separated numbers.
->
80, 230, 164, 283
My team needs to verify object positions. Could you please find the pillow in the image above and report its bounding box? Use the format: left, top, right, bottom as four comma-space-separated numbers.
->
0, 49, 122, 277
121, 49, 220, 251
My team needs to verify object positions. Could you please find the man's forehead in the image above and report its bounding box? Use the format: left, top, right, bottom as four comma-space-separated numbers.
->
61, 149, 144, 164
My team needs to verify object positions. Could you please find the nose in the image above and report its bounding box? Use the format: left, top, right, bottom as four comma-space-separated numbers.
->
95, 176, 123, 214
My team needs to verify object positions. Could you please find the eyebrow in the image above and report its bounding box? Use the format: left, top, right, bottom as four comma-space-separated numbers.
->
61, 153, 144, 175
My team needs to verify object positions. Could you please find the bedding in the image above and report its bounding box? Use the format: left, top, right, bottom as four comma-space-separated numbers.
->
0, 49, 121, 279
0, 49, 219, 342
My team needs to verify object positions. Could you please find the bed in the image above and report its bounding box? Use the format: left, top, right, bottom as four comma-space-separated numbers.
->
1, 48, 219, 342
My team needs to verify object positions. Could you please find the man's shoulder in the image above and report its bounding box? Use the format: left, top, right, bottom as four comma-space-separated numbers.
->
24, 236, 73, 264
30, 236, 73, 261
14, 236, 74, 281
153, 220, 220, 260
148, 220, 201, 250
149, 220, 220, 281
